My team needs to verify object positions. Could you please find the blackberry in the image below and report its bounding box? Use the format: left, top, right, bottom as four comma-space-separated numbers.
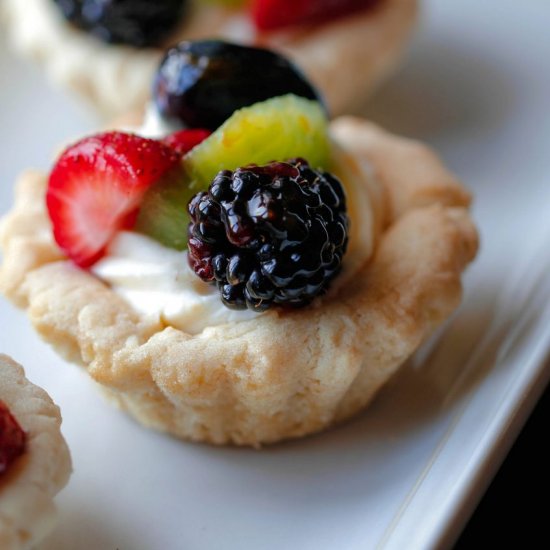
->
53, 0, 187, 48
153, 40, 324, 130
187, 159, 349, 311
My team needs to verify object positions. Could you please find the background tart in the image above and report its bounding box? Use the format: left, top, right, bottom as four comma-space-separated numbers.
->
0, 354, 71, 549
0, 0, 418, 117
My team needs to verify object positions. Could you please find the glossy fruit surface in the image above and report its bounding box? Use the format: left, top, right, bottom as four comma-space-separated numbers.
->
53, 0, 187, 47
188, 159, 349, 310
162, 129, 212, 157
153, 40, 323, 130
184, 94, 330, 190
0, 401, 26, 475
252, 0, 378, 31
47, 132, 181, 267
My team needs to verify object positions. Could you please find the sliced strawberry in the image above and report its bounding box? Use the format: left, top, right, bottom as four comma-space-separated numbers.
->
252, 0, 378, 31
46, 132, 181, 267
162, 129, 211, 156
0, 401, 26, 475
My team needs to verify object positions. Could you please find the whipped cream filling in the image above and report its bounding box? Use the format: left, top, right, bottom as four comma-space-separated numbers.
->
139, 102, 183, 139
92, 232, 259, 334
92, 110, 377, 334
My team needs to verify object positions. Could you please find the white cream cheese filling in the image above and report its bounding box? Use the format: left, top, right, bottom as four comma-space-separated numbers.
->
139, 103, 183, 139
92, 232, 259, 335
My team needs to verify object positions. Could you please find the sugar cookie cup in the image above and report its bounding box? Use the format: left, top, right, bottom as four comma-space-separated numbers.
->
0, 116, 477, 446
0, 354, 71, 549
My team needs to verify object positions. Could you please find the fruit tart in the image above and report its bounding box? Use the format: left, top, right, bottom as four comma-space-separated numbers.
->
0, 0, 418, 117
0, 354, 71, 549
0, 43, 478, 446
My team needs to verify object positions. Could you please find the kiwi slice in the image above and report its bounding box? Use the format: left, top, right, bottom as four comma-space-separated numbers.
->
184, 94, 330, 190
134, 170, 193, 251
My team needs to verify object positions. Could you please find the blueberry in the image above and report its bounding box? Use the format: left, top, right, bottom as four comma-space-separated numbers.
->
53, 0, 187, 48
153, 40, 325, 130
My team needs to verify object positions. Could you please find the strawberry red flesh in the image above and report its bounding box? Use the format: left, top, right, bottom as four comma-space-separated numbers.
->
162, 129, 211, 156
47, 132, 181, 267
252, 0, 379, 31
0, 401, 26, 476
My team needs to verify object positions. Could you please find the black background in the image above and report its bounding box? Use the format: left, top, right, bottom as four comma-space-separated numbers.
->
455, 383, 549, 547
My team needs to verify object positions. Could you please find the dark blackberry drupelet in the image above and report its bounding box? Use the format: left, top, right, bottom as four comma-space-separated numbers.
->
187, 159, 349, 311
153, 40, 324, 130
52, 0, 187, 47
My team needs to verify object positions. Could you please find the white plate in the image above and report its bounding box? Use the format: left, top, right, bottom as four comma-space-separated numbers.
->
1, 2, 550, 548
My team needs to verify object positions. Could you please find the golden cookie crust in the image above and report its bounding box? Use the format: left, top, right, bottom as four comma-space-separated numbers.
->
0, 118, 478, 446
1, 0, 418, 117
0, 355, 71, 550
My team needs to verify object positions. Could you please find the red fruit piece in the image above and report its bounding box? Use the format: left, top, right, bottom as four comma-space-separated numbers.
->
0, 401, 26, 475
252, 0, 378, 31
47, 132, 181, 267
162, 129, 211, 156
